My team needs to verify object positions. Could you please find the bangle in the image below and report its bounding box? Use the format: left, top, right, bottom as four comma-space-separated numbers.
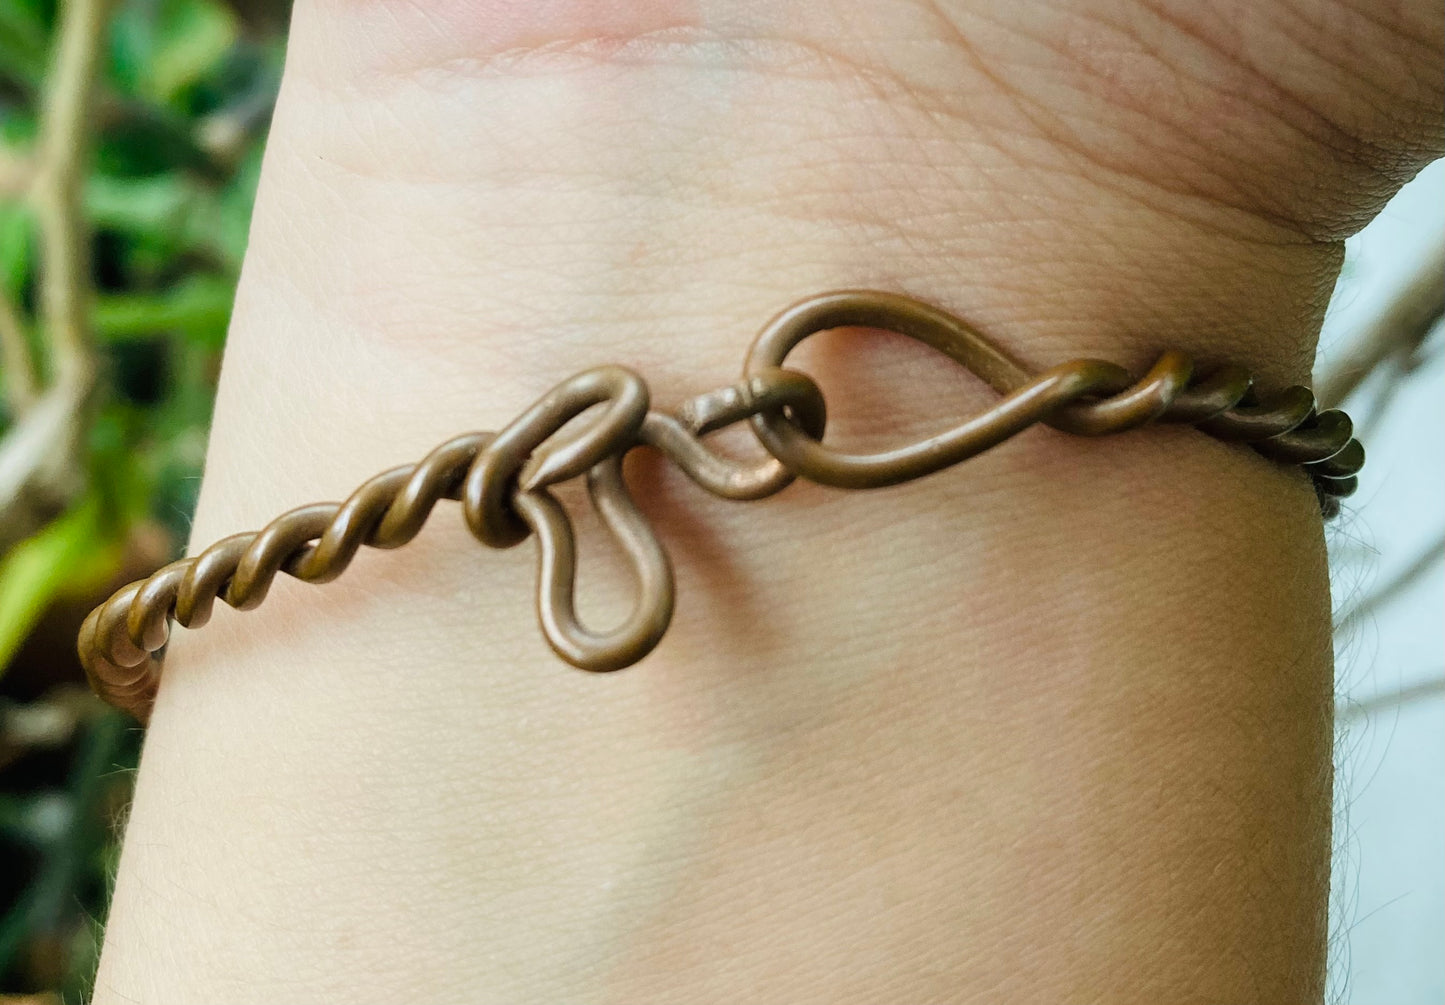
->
79, 290, 1363, 722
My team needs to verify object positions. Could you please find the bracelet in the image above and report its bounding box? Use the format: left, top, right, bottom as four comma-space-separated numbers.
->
79, 290, 1363, 722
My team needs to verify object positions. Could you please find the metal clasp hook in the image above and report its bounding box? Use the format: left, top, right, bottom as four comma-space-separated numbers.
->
742, 290, 1136, 488
638, 366, 827, 501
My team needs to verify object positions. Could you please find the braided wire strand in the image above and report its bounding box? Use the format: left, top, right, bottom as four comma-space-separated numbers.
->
79, 291, 1364, 722
80, 432, 494, 719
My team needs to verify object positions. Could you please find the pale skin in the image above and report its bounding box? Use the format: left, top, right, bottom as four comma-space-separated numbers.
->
93, 1, 1441, 1002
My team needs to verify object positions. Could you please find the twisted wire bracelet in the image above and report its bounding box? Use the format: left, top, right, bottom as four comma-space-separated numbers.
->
79, 290, 1364, 722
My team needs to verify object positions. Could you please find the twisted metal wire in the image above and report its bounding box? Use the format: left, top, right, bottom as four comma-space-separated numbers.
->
79, 290, 1363, 722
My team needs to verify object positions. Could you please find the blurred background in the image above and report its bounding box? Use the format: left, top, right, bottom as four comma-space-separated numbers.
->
0, 1, 1439, 1002
1, 0, 282, 998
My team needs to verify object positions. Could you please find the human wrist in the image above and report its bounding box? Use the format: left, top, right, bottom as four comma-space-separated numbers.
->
87, 2, 1417, 1000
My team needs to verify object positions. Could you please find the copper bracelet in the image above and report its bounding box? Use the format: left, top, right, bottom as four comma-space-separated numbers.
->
78, 290, 1363, 722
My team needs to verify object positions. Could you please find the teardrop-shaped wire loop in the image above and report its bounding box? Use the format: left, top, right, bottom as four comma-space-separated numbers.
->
513, 453, 674, 672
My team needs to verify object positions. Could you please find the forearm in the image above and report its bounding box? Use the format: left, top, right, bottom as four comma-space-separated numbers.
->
93, 1, 1440, 1001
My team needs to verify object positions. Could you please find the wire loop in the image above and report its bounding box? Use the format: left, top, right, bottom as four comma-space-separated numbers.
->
463, 365, 649, 549
516, 454, 674, 671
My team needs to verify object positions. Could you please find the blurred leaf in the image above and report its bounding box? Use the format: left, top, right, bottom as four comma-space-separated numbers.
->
87, 402, 166, 517
148, 0, 237, 105
93, 274, 231, 347
107, 0, 152, 96
0, 111, 39, 146
0, 202, 33, 297
0, 497, 122, 675
85, 172, 193, 236
95, 100, 218, 177
87, 171, 247, 271
0, 0, 50, 91
110, 0, 238, 108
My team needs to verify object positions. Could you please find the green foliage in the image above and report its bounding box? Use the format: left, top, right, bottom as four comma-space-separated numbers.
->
0, 0, 51, 91
0, 495, 122, 668
110, 0, 238, 106
0, 0, 286, 995
94, 272, 233, 346
0, 203, 33, 296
